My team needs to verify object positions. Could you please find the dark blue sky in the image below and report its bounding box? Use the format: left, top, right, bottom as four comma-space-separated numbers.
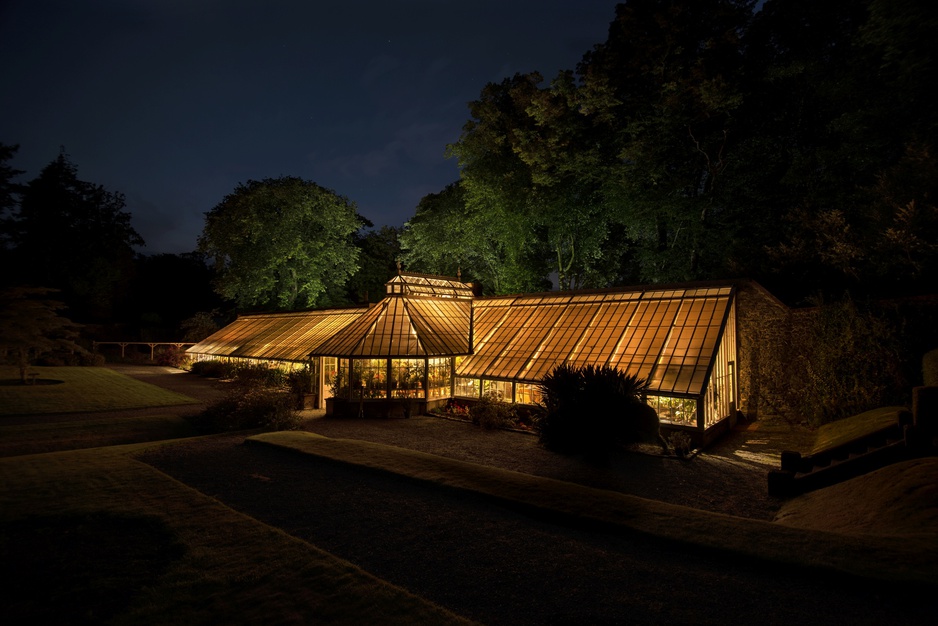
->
0, 0, 618, 254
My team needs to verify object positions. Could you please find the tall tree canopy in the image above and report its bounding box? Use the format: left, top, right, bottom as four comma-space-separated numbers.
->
404, 0, 937, 303
346, 224, 402, 304
6, 151, 143, 320
198, 176, 362, 311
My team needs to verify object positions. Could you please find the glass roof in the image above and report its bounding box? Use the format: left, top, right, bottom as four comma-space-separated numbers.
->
312, 295, 472, 358
457, 286, 734, 396
186, 308, 364, 362
385, 272, 476, 298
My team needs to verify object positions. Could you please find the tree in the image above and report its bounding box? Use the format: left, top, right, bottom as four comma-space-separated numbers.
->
8, 151, 143, 321
0, 143, 24, 284
198, 176, 362, 310
180, 310, 222, 342
127, 252, 223, 340
578, 0, 754, 283
0, 286, 86, 382
347, 223, 402, 304
399, 182, 475, 278
445, 74, 558, 293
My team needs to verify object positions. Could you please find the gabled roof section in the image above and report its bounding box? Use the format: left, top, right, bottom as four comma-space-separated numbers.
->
456, 284, 735, 396
385, 271, 476, 299
186, 307, 364, 362
311, 295, 472, 358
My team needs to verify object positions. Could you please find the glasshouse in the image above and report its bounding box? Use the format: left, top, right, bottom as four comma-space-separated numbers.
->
187, 272, 786, 444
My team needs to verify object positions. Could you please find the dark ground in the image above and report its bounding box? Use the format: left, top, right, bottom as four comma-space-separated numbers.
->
112, 365, 935, 625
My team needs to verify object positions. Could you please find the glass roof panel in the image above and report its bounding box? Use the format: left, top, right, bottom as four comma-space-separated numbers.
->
187, 308, 365, 362
461, 287, 734, 394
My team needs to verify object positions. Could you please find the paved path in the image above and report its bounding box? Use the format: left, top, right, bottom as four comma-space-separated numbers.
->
109, 365, 932, 624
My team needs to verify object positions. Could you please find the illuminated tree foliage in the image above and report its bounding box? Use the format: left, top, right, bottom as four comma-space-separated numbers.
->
406, 0, 937, 302
199, 176, 362, 311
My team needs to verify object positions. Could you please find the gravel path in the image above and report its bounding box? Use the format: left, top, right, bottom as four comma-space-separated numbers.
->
106, 366, 931, 624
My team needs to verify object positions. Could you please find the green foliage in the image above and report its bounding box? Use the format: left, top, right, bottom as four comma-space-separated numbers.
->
536, 364, 660, 458
155, 345, 188, 368
231, 363, 286, 389
469, 391, 517, 430
923, 349, 938, 387
8, 151, 143, 321
0, 286, 87, 382
198, 176, 362, 310
347, 225, 402, 303
438, 400, 471, 421
400, 0, 937, 302
180, 310, 221, 342
287, 367, 315, 395
189, 386, 300, 434
190, 359, 237, 379
668, 431, 693, 459
793, 298, 904, 426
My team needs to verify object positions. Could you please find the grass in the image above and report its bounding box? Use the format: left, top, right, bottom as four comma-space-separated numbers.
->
0, 366, 199, 416
0, 413, 198, 457
3, 363, 936, 622
0, 443, 471, 625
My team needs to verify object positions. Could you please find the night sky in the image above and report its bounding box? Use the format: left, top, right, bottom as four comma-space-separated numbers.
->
0, 0, 618, 254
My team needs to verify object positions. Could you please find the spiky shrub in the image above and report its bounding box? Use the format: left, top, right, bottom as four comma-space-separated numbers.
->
536, 364, 656, 457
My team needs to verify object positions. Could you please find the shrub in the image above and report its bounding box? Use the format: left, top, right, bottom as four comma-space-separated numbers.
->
155, 345, 188, 368
189, 387, 300, 433
232, 363, 286, 389
190, 359, 237, 379
79, 352, 106, 366
470, 391, 516, 430
536, 364, 663, 458
439, 400, 471, 421
287, 368, 315, 395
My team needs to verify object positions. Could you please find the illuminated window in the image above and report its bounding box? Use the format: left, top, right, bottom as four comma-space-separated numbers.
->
455, 377, 480, 399
647, 395, 698, 426
427, 357, 452, 399
482, 379, 512, 402
515, 382, 541, 405
391, 358, 425, 398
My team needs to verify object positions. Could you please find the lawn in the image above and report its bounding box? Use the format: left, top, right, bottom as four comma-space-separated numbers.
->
0, 444, 469, 625
0, 366, 199, 415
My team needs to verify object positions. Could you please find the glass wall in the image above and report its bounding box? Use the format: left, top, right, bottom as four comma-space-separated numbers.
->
702, 300, 737, 428
322, 357, 338, 399
515, 382, 541, 405
391, 358, 425, 398
647, 395, 698, 427
427, 357, 452, 399
455, 376, 481, 399
482, 379, 513, 402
